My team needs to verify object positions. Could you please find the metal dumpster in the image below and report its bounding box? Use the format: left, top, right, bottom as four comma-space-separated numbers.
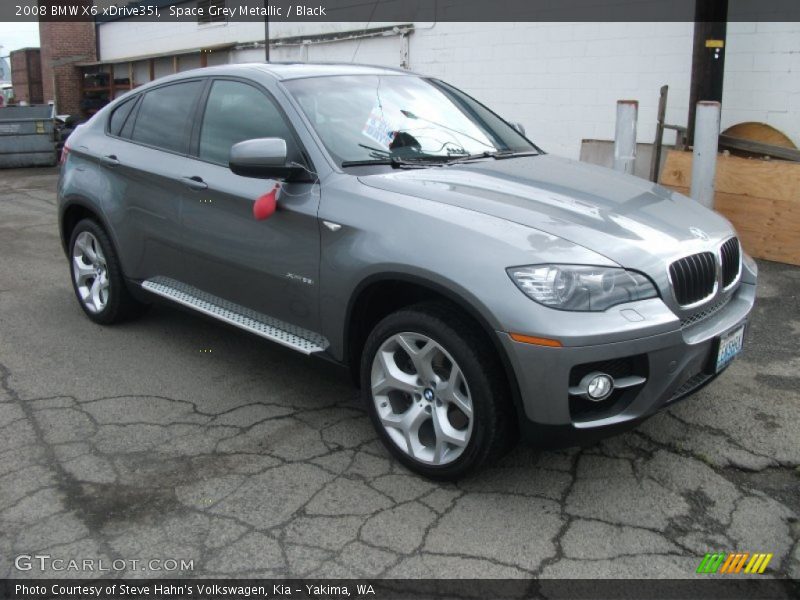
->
0, 104, 57, 168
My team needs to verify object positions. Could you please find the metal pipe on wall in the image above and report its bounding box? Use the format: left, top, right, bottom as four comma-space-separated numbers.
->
613, 100, 638, 175
690, 101, 721, 208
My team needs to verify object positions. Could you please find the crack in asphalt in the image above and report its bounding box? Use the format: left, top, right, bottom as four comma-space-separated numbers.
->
1, 342, 798, 579
0, 361, 129, 573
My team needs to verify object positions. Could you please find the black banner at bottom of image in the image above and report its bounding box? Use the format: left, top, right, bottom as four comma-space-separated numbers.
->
2, 579, 798, 600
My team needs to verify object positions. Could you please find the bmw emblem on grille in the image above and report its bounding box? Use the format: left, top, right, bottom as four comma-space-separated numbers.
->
690, 227, 710, 241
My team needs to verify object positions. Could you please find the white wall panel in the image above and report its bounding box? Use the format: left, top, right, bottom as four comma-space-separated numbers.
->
97, 20, 800, 158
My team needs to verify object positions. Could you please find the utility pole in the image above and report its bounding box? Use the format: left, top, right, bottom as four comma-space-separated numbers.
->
687, 0, 728, 146
264, 0, 270, 61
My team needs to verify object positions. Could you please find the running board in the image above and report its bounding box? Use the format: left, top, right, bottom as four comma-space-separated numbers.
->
141, 276, 328, 355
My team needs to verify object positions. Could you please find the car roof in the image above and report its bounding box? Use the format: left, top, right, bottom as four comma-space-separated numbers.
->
248, 62, 421, 80
108, 63, 424, 102
159, 62, 421, 82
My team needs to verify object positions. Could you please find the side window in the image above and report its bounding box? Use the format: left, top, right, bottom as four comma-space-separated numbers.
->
131, 81, 204, 153
199, 80, 297, 166
108, 96, 137, 138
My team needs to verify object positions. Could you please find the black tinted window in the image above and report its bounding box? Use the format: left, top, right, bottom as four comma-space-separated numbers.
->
108, 96, 137, 137
131, 81, 204, 153
199, 80, 296, 165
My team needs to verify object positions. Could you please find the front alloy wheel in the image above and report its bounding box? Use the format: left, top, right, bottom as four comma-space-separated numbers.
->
362, 303, 514, 479
371, 332, 473, 465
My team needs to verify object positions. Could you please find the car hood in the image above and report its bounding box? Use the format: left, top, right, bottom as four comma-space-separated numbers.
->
358, 154, 735, 275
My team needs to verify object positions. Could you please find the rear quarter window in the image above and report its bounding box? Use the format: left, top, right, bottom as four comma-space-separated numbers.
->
108, 96, 138, 138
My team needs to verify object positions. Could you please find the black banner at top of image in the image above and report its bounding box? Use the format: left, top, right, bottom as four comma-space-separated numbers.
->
6, 0, 800, 23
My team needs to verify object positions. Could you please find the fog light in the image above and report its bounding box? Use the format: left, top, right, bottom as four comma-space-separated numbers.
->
585, 373, 614, 401
569, 367, 647, 402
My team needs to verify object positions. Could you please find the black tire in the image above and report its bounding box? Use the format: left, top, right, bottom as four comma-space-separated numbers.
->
361, 302, 515, 480
68, 218, 148, 324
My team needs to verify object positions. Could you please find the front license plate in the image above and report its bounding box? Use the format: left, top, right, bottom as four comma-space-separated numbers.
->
715, 324, 745, 373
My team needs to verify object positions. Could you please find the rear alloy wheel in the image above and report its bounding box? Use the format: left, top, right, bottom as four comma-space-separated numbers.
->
361, 303, 513, 479
72, 230, 110, 314
68, 219, 148, 324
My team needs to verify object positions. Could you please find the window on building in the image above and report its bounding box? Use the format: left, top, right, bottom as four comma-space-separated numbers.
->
197, 0, 226, 24
131, 81, 204, 153
198, 80, 297, 166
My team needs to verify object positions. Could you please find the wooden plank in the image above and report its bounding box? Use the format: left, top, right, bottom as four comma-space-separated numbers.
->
661, 150, 800, 202
663, 182, 800, 266
722, 122, 796, 149
660, 152, 692, 188
716, 192, 799, 230
719, 134, 800, 163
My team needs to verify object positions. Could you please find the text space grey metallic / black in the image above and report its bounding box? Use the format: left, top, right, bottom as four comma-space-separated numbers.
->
58, 63, 756, 479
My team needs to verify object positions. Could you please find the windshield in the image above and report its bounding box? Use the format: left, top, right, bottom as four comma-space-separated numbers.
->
284, 75, 538, 165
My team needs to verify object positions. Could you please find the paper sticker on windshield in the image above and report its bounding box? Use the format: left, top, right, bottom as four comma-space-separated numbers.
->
362, 104, 398, 148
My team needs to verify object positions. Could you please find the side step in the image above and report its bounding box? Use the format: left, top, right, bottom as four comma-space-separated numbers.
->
141, 276, 328, 355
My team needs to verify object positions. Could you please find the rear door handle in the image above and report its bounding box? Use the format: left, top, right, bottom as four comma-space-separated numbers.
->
182, 176, 208, 191
101, 155, 120, 167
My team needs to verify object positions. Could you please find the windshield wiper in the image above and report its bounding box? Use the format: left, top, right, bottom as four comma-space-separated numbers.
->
444, 151, 495, 164
357, 143, 392, 160
341, 157, 445, 169
341, 148, 540, 169
490, 150, 541, 159
443, 150, 541, 165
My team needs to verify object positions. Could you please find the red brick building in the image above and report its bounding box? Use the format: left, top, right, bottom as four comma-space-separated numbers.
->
38, 1, 97, 115
10, 48, 43, 105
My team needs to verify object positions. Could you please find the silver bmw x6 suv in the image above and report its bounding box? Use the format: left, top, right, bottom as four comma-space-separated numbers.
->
58, 63, 756, 479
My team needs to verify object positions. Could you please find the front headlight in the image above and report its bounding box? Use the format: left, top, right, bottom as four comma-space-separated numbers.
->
507, 264, 658, 311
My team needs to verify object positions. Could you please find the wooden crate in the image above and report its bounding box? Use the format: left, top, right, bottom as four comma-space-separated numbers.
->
660, 150, 800, 266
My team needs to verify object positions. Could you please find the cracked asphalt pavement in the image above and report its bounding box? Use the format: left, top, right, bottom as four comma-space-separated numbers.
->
0, 168, 798, 580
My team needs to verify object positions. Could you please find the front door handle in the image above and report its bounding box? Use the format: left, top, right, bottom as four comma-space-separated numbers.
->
182, 176, 208, 191
101, 155, 120, 168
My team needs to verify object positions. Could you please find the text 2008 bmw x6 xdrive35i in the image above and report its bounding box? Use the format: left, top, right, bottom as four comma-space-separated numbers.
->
58, 63, 756, 479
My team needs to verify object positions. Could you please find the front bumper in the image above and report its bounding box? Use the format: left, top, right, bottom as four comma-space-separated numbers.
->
499, 280, 756, 446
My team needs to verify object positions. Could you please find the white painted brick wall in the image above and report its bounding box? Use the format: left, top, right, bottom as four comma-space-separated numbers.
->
96, 21, 400, 61
404, 22, 695, 158
97, 20, 266, 60
722, 22, 800, 142
97, 20, 800, 158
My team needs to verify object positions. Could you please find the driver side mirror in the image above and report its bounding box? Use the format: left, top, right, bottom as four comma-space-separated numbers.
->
512, 122, 526, 136
229, 138, 305, 180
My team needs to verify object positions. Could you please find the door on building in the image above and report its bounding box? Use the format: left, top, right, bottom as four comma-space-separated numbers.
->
179, 78, 322, 333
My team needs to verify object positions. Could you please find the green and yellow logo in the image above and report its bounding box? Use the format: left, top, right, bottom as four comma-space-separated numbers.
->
697, 552, 773, 574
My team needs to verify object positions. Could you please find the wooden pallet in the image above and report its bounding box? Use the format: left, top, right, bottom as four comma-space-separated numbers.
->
660, 150, 800, 266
